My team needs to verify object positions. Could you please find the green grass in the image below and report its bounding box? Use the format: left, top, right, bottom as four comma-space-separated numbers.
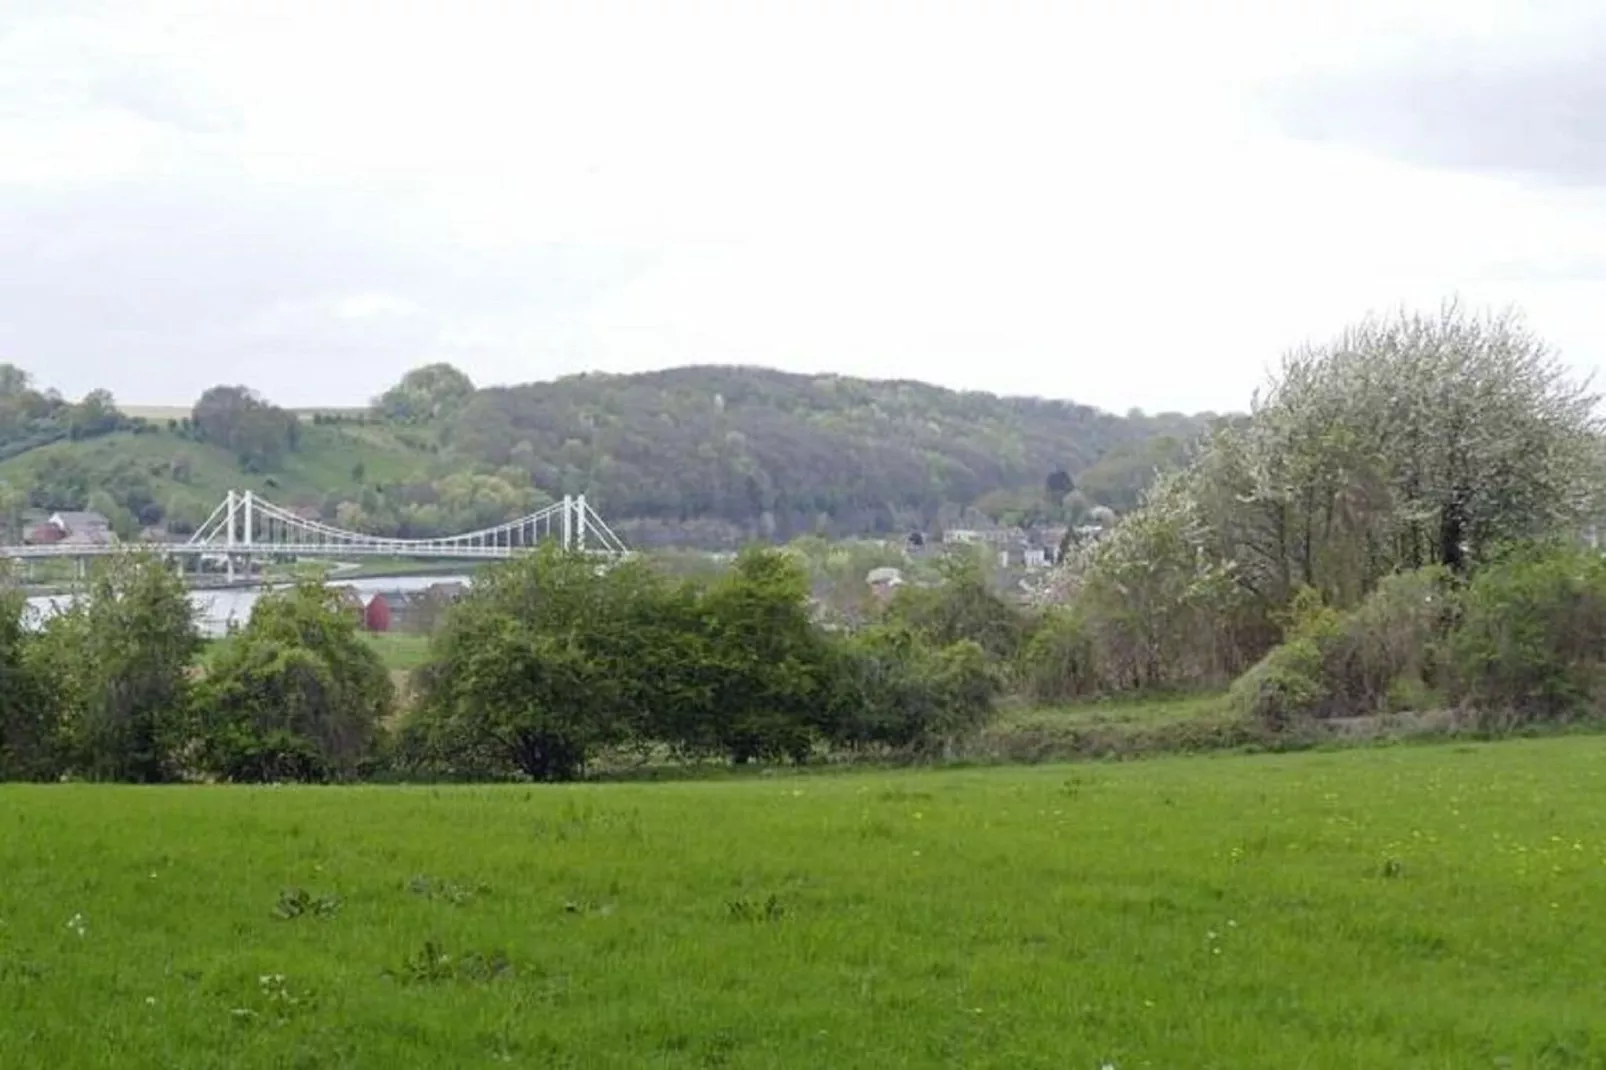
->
203, 632, 431, 675
0, 423, 433, 517
363, 632, 433, 673
4, 739, 1606, 1067
970, 690, 1248, 763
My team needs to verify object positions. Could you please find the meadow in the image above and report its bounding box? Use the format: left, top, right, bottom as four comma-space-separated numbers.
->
3, 739, 1606, 1068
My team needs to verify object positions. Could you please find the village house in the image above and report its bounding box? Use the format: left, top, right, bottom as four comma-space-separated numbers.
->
24, 510, 116, 547
865, 565, 904, 601
357, 581, 470, 634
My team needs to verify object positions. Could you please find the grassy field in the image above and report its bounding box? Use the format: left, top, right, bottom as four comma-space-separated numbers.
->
363, 632, 433, 673
0, 422, 432, 517
4, 740, 1606, 1067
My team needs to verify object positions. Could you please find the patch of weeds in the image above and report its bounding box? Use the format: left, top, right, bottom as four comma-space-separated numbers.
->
876, 788, 932, 803
273, 888, 342, 920
726, 894, 785, 923
231, 973, 318, 1026
0, 957, 46, 984
532, 802, 646, 843
386, 940, 515, 986
857, 818, 895, 840
562, 898, 616, 918
406, 875, 490, 906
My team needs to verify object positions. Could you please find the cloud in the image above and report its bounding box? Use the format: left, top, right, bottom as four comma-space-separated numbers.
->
1260, 7, 1606, 187
0, 180, 648, 405
6, 1, 1606, 419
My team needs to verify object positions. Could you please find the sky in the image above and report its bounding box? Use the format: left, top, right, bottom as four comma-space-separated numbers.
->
3, 0, 1606, 415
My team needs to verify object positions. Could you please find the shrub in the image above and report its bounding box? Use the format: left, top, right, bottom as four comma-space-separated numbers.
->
195, 584, 394, 782
822, 626, 1001, 756
36, 552, 200, 782
1230, 569, 1454, 730
1449, 543, 1606, 724
882, 552, 1027, 663
1230, 632, 1331, 731
1017, 608, 1103, 704
0, 588, 61, 780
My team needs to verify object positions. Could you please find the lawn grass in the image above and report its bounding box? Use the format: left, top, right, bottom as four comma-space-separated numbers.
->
4, 739, 1606, 1067
362, 631, 433, 673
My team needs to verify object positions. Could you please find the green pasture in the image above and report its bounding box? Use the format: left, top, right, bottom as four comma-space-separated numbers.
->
4, 739, 1605, 1066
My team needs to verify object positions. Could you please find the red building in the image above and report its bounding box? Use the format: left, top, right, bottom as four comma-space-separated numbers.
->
363, 594, 393, 633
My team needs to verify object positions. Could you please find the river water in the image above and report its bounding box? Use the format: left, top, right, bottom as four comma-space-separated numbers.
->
24, 573, 472, 638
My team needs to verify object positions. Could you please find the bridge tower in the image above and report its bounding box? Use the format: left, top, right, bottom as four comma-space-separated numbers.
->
220, 489, 259, 583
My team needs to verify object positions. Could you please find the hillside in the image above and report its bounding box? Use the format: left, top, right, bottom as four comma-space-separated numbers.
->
0, 363, 1219, 546
445, 366, 1217, 543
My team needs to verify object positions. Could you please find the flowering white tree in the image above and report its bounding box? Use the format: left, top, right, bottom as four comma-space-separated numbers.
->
1050, 302, 1604, 691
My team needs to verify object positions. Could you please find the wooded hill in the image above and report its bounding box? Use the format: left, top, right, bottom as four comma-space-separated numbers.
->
0, 362, 1216, 546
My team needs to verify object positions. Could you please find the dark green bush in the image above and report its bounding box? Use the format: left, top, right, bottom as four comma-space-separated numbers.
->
1017, 608, 1103, 704
1449, 543, 1606, 724
822, 626, 1000, 755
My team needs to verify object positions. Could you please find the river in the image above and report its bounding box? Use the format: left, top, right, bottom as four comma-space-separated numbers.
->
24, 573, 472, 638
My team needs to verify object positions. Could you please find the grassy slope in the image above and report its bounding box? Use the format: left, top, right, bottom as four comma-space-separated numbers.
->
0, 422, 432, 516
3, 740, 1605, 1067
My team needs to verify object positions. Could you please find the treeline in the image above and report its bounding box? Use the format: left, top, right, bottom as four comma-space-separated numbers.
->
441, 365, 1212, 542
0, 365, 141, 461
4, 360, 1204, 547
0, 548, 1004, 784
8, 529, 1606, 786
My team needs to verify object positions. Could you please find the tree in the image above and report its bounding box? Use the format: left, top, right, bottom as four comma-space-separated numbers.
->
407, 546, 655, 780
1045, 468, 1074, 505
821, 624, 1000, 754
699, 547, 830, 763
0, 481, 26, 541
27, 453, 91, 510
1049, 302, 1606, 691
37, 552, 199, 782
68, 388, 123, 439
0, 364, 32, 398
374, 363, 476, 423
884, 550, 1026, 662
196, 582, 394, 782
1202, 304, 1601, 610
87, 489, 134, 540
1059, 471, 1247, 690
0, 584, 59, 780
192, 385, 298, 470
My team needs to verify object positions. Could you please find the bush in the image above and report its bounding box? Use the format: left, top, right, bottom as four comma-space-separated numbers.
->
1230, 569, 1453, 730
1449, 544, 1606, 724
822, 626, 1001, 756
882, 552, 1027, 663
0, 588, 61, 780
36, 553, 200, 782
195, 583, 394, 782
1017, 608, 1103, 704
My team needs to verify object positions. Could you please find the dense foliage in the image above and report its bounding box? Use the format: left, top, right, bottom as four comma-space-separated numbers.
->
396, 545, 1000, 780
191, 385, 301, 471
6, 302, 1606, 784
1027, 303, 1606, 719
0, 547, 1006, 783
0, 364, 133, 461
0, 362, 1209, 547
444, 365, 1211, 542
195, 583, 394, 782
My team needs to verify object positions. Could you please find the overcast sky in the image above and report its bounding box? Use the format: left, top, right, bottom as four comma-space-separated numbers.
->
4, 1, 1606, 415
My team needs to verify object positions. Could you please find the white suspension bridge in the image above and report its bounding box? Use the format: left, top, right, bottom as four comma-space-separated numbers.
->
1, 490, 627, 580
